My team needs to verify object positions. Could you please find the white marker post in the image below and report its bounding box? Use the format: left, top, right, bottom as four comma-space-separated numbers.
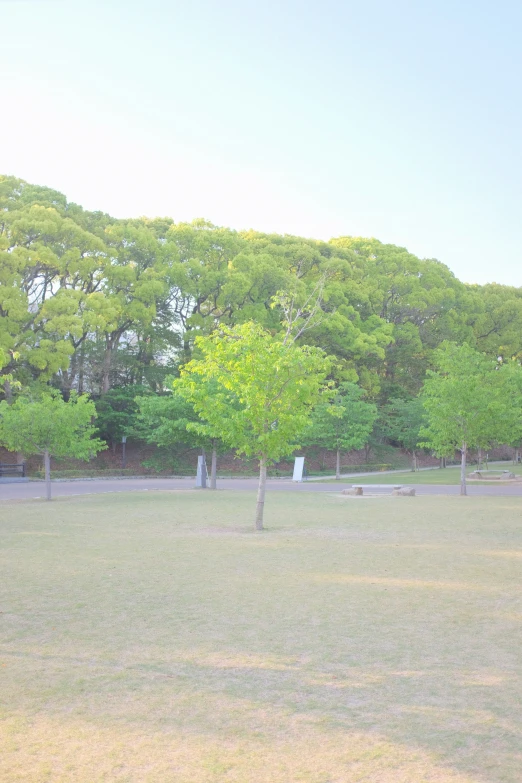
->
293, 457, 305, 482
196, 455, 208, 488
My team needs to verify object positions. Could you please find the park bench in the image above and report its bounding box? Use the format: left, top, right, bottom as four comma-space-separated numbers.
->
343, 484, 415, 496
468, 469, 515, 480
0, 462, 27, 481
0, 462, 26, 477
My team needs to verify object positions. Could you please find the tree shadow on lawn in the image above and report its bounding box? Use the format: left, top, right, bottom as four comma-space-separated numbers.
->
2, 640, 521, 783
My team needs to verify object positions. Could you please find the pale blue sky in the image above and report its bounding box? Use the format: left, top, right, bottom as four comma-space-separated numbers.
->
2, 0, 521, 285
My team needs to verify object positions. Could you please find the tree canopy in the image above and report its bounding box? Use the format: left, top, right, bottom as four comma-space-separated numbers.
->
3, 174, 522, 503
0, 390, 105, 499
175, 322, 331, 528
419, 343, 520, 494
5, 174, 522, 405
302, 382, 377, 479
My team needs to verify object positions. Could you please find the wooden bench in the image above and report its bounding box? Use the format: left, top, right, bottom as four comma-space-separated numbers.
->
0, 462, 26, 478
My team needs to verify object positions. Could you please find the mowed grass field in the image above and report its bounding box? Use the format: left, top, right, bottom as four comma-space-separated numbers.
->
1, 490, 522, 782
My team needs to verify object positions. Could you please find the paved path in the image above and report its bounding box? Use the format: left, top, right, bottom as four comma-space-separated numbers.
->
2, 476, 522, 501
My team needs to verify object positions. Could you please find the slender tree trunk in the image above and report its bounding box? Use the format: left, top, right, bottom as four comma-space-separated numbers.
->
101, 340, 113, 395
335, 448, 341, 480
460, 443, 467, 496
477, 447, 483, 469
440, 456, 446, 469
255, 456, 267, 531
78, 340, 86, 394
101, 330, 126, 395
3, 382, 24, 464
44, 449, 52, 501
210, 442, 217, 490
61, 352, 78, 401
412, 451, 418, 472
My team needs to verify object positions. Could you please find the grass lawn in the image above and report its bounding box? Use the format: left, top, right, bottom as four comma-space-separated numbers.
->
335, 461, 522, 485
1, 490, 522, 782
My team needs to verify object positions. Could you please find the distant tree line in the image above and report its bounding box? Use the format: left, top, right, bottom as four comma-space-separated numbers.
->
2, 175, 522, 518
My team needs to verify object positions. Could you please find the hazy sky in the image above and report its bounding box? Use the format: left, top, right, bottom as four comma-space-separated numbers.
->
2, 0, 521, 285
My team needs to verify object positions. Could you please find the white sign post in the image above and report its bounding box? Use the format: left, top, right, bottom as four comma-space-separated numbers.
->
196, 455, 208, 488
293, 457, 305, 482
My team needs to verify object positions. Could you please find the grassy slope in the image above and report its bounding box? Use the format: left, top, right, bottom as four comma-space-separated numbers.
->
1, 490, 522, 782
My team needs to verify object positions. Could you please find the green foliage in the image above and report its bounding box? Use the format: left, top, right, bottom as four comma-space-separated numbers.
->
381, 396, 426, 454
175, 322, 331, 463
419, 343, 513, 455
302, 382, 377, 453
134, 390, 199, 448
494, 360, 522, 447
0, 390, 106, 459
4, 172, 522, 474
94, 385, 151, 445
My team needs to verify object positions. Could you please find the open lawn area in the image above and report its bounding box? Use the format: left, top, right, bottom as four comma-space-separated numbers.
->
1, 490, 522, 782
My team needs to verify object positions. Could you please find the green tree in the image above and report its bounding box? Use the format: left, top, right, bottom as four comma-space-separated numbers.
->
329, 236, 470, 397
468, 283, 522, 361
243, 231, 393, 385
302, 382, 377, 479
419, 343, 511, 495
175, 322, 331, 529
134, 390, 224, 488
0, 176, 117, 395
381, 396, 426, 471
99, 220, 169, 394
94, 385, 152, 450
494, 360, 522, 460
0, 391, 105, 500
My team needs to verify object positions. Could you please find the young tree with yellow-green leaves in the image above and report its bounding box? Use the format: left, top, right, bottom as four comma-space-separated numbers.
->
420, 343, 522, 495
0, 391, 105, 500
175, 322, 331, 529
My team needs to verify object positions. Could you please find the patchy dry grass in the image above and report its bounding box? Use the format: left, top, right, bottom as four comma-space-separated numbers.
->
1, 490, 522, 782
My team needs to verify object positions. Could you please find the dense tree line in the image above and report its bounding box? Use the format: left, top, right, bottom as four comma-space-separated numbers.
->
3, 175, 522, 401
2, 174, 522, 499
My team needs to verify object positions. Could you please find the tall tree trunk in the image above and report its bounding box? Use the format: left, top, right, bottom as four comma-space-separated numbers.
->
210, 442, 217, 490
44, 449, 52, 501
255, 456, 267, 531
3, 380, 13, 402
78, 340, 86, 394
477, 447, 483, 469
3, 382, 24, 464
412, 451, 418, 472
101, 339, 113, 395
60, 349, 79, 402
460, 443, 467, 496
440, 456, 446, 469
335, 448, 341, 480
101, 330, 126, 395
